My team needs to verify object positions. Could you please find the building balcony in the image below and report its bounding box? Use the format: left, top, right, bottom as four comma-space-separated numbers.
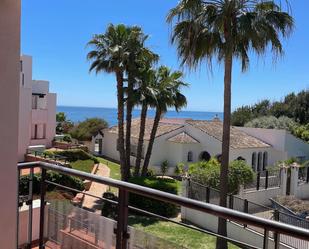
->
16, 161, 309, 249
31, 109, 48, 123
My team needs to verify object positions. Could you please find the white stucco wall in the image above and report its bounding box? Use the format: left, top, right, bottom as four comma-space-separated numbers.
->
237, 127, 309, 161
18, 56, 57, 161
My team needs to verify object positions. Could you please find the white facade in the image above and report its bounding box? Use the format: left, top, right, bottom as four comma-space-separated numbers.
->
92, 119, 309, 174
18, 55, 57, 161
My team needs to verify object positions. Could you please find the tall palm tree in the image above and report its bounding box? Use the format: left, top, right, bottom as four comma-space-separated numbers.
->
141, 66, 188, 176
125, 41, 158, 177
167, 1, 294, 248
133, 67, 158, 176
87, 24, 138, 181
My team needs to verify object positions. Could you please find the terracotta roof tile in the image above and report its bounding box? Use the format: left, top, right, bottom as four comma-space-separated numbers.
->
108, 118, 183, 141
167, 132, 199, 144
186, 120, 271, 149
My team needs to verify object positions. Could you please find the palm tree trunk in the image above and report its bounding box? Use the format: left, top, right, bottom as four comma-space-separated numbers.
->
125, 75, 134, 179
216, 55, 233, 249
134, 102, 148, 176
116, 71, 127, 181
141, 108, 161, 176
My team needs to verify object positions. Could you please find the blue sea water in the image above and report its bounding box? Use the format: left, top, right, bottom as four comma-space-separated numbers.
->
57, 106, 223, 126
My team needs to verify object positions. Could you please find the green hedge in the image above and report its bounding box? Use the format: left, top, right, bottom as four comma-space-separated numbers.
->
47, 149, 99, 163
19, 171, 84, 196
129, 177, 178, 217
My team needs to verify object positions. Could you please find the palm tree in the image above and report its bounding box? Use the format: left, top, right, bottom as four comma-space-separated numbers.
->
133, 67, 158, 176
87, 24, 137, 181
124, 39, 158, 177
141, 66, 188, 176
167, 1, 294, 248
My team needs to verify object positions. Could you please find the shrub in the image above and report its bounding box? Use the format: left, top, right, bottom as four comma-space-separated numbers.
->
50, 149, 99, 163
174, 163, 185, 176
101, 192, 118, 219
245, 116, 297, 131
129, 177, 179, 217
63, 135, 72, 143
160, 160, 169, 176
19, 171, 84, 196
189, 158, 254, 194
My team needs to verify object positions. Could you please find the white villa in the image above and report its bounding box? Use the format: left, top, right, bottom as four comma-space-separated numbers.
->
92, 117, 309, 173
18, 55, 57, 161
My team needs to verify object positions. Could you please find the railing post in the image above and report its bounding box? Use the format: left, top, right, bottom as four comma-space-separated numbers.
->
243, 199, 248, 228
39, 168, 47, 249
263, 229, 269, 249
273, 210, 280, 249
26, 167, 34, 249
116, 189, 129, 249
205, 187, 210, 203
265, 171, 269, 189
257, 172, 260, 190
229, 195, 234, 209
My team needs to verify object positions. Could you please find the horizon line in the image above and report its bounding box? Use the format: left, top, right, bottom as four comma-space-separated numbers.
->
57, 105, 223, 113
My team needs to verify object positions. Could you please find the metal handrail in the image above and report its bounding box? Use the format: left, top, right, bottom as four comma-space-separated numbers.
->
18, 161, 309, 249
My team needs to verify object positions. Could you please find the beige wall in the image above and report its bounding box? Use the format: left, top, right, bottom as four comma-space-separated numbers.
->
0, 0, 20, 247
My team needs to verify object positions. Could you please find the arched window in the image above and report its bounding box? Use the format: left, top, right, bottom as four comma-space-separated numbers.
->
187, 151, 193, 162
257, 152, 263, 171
263, 151, 268, 170
199, 151, 211, 161
237, 156, 246, 162
251, 152, 257, 171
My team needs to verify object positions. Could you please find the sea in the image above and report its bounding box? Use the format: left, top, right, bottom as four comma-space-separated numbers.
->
57, 106, 223, 126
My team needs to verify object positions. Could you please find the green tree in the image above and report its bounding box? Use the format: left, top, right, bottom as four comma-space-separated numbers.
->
56, 112, 73, 134
167, 1, 294, 247
160, 160, 169, 176
141, 66, 188, 176
69, 118, 108, 141
56, 112, 66, 123
245, 116, 296, 131
87, 24, 139, 181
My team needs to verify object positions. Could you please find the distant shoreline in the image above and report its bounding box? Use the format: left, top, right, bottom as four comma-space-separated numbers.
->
57, 106, 223, 126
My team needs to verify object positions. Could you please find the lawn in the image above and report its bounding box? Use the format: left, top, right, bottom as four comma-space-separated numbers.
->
70, 159, 95, 173
129, 216, 239, 249
97, 157, 121, 180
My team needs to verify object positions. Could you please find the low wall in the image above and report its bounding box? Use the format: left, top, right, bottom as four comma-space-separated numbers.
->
181, 207, 290, 249
238, 187, 282, 206
19, 199, 49, 246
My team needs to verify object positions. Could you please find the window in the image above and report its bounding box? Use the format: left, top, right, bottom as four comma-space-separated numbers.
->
237, 156, 246, 162
130, 144, 138, 157
187, 151, 193, 162
22, 73, 24, 86
20, 60, 23, 72
257, 152, 263, 171
199, 151, 211, 161
251, 152, 257, 171
43, 124, 46, 139
263, 152, 268, 170
32, 124, 38, 139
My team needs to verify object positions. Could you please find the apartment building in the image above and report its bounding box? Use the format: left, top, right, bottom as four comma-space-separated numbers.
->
18, 55, 56, 161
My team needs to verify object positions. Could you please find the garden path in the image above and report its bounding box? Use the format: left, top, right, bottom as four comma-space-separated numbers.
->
82, 163, 110, 213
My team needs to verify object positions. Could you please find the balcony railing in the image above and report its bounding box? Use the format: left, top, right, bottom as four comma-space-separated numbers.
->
17, 161, 309, 249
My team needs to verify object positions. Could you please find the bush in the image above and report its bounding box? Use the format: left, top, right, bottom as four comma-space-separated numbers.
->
245, 116, 297, 131
101, 192, 118, 219
63, 135, 72, 143
129, 177, 179, 217
174, 163, 185, 176
189, 158, 254, 194
50, 149, 99, 163
19, 171, 84, 196
160, 160, 169, 176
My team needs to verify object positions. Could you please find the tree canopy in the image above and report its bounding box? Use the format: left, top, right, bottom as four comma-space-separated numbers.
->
69, 118, 108, 141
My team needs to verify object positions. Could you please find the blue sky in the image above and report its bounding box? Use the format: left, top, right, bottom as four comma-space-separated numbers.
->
21, 0, 309, 112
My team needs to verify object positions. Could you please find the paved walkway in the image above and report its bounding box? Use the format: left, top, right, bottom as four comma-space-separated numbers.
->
82, 163, 110, 212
